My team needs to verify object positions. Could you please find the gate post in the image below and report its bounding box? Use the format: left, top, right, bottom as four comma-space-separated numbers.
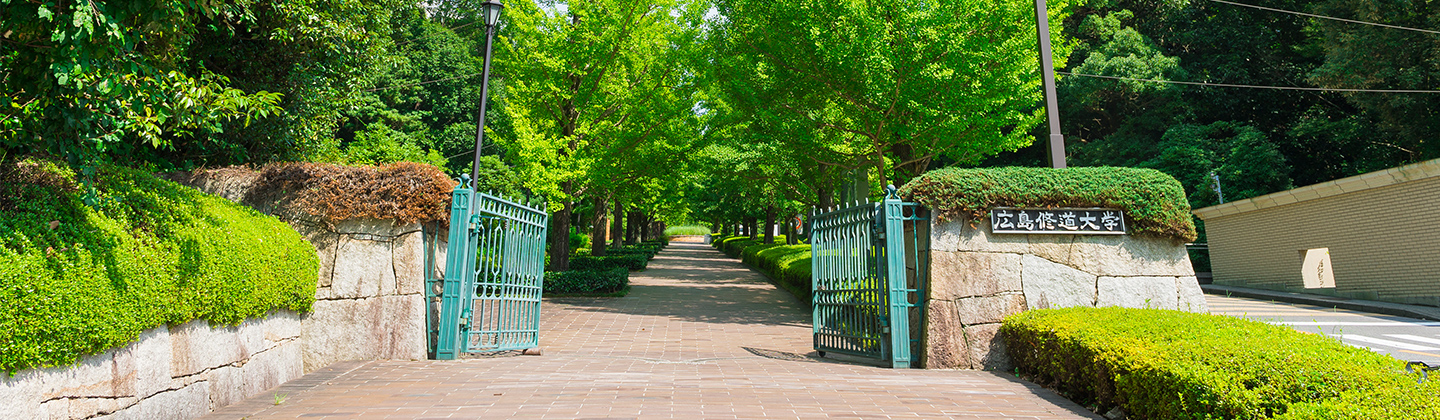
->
436, 185, 476, 360
882, 186, 911, 368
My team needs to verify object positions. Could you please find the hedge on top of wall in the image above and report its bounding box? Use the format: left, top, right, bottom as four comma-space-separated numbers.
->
899, 166, 1197, 242
0, 158, 319, 374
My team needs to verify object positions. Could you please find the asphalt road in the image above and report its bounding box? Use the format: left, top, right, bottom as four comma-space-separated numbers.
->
1207, 294, 1440, 367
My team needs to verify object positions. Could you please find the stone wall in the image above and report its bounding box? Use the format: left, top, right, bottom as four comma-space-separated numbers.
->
924, 216, 1205, 370
171, 169, 430, 372
0, 314, 302, 420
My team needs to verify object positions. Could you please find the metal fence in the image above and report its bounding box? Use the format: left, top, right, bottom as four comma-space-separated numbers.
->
433, 183, 549, 359
809, 187, 929, 368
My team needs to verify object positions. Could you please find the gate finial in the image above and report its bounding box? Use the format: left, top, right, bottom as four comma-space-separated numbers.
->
885, 184, 899, 200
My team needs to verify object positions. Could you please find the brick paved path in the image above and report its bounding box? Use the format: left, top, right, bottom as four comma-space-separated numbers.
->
207, 242, 1097, 419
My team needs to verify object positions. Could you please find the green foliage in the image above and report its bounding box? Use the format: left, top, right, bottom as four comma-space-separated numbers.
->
1309, 0, 1440, 162
606, 245, 661, 261
311, 123, 448, 169
570, 255, 649, 271
1003, 307, 1440, 419
543, 268, 629, 296
1148, 122, 1292, 209
899, 166, 1197, 242
569, 231, 590, 251
663, 225, 712, 237
711, 0, 1080, 186
0, 159, 318, 374
1, 0, 412, 169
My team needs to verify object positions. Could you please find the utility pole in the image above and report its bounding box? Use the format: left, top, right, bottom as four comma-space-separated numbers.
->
1035, 0, 1067, 169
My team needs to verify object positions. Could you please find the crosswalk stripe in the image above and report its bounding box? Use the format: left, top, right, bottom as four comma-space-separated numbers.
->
1332, 334, 1440, 351
1383, 334, 1440, 346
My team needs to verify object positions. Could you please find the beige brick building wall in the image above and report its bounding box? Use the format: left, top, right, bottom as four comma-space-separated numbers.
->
1195, 159, 1440, 307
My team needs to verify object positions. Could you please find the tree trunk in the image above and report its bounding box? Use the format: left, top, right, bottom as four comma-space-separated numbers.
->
642, 214, 655, 242
590, 195, 608, 256
786, 211, 799, 245
818, 188, 835, 211
746, 216, 758, 239
548, 201, 573, 271
611, 197, 625, 249
764, 205, 775, 245
626, 211, 639, 244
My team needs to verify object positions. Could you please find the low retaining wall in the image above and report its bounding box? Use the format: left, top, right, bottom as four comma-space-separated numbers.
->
1, 168, 436, 420
173, 169, 429, 372
925, 216, 1205, 370
0, 314, 302, 419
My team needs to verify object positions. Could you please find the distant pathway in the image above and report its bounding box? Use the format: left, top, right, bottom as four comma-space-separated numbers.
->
206, 242, 1097, 419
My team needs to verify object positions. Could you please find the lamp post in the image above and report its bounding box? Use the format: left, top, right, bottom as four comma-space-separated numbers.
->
470, 0, 505, 185
1035, 0, 1066, 169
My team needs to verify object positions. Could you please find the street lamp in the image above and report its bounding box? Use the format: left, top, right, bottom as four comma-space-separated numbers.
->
1035, 0, 1066, 169
470, 0, 506, 185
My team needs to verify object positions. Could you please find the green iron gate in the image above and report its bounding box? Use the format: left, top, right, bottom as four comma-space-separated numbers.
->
810, 186, 929, 368
433, 181, 549, 359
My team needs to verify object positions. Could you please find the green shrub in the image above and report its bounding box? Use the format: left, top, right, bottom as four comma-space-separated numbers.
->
606, 247, 658, 260
571, 254, 648, 271
543, 268, 628, 296
0, 160, 318, 374
715, 235, 781, 257
899, 166, 1197, 242
569, 231, 590, 250
1003, 307, 1439, 419
663, 225, 712, 237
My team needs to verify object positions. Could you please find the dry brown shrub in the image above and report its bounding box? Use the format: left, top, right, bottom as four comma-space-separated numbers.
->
251, 162, 457, 225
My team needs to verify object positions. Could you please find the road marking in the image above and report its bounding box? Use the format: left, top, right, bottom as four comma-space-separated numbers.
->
1395, 349, 1440, 359
1332, 334, 1440, 351
1217, 312, 1364, 317
1275, 321, 1440, 327
1384, 334, 1440, 346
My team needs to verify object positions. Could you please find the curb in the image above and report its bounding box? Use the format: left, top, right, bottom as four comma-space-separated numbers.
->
1202, 284, 1440, 321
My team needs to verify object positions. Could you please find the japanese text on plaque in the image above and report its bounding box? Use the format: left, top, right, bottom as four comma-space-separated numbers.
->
988, 208, 1126, 235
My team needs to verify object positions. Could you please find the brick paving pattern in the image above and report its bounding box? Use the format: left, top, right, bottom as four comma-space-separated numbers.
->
205, 242, 1097, 419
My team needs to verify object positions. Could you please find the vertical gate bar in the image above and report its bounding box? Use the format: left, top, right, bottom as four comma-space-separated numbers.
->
883, 193, 910, 368
811, 209, 821, 351
437, 186, 475, 360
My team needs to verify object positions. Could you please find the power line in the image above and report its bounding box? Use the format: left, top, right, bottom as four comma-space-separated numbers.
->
1209, 0, 1440, 35
1058, 71, 1440, 93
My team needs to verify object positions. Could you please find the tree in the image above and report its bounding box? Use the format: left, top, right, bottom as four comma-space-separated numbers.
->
494, 0, 707, 270
1309, 0, 1440, 164
711, 0, 1080, 187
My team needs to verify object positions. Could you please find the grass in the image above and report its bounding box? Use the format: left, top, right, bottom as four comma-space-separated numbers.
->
663, 225, 711, 237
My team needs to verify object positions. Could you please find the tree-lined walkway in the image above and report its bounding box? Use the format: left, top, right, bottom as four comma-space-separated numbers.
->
206, 242, 1097, 419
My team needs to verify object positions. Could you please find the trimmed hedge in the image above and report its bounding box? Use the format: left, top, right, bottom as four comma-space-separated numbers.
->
0, 160, 319, 374
899, 166, 1197, 242
571, 254, 648, 271
1003, 307, 1440, 419
715, 235, 785, 257
543, 268, 629, 296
